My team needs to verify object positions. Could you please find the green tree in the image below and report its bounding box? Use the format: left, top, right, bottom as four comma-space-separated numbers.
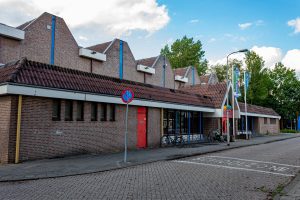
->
266, 62, 300, 124
160, 36, 207, 75
209, 64, 227, 82
245, 51, 271, 105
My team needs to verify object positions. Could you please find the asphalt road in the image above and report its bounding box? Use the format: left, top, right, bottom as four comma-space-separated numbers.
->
1, 137, 300, 200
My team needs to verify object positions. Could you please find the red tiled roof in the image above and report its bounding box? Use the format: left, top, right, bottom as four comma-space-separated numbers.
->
174, 67, 188, 76
200, 74, 210, 84
238, 102, 280, 117
179, 82, 227, 108
87, 41, 113, 53
136, 56, 158, 67
0, 58, 214, 108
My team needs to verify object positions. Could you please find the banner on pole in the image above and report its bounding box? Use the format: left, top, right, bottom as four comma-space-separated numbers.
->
233, 66, 241, 97
244, 71, 250, 92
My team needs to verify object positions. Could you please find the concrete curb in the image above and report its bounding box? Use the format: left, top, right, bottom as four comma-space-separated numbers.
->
1, 134, 300, 183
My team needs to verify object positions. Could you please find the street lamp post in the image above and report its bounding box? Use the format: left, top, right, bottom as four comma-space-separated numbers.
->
226, 49, 248, 146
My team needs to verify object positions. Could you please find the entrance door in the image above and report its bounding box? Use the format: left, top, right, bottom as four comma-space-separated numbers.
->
137, 107, 147, 148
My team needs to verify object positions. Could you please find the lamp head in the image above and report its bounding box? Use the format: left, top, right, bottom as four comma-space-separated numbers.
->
238, 49, 249, 53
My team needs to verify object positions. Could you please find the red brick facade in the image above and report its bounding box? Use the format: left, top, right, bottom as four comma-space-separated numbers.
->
0, 95, 161, 163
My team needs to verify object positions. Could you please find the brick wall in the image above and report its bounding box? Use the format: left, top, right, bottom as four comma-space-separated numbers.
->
257, 117, 280, 134
147, 108, 161, 148
203, 117, 219, 136
144, 56, 176, 89
1, 96, 161, 162
0, 96, 17, 164
0, 36, 21, 64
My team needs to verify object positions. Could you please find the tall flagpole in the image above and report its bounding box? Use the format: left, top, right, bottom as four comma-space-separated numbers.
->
244, 71, 248, 140
232, 66, 235, 142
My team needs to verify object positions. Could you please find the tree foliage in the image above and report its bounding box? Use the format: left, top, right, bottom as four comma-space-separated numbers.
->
160, 36, 207, 75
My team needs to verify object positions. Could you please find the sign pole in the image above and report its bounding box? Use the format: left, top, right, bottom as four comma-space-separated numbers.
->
121, 88, 134, 163
124, 103, 128, 162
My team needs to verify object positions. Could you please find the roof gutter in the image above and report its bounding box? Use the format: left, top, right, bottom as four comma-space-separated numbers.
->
0, 83, 216, 113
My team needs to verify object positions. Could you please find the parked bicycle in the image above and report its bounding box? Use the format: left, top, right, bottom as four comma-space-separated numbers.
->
162, 135, 185, 145
208, 129, 224, 143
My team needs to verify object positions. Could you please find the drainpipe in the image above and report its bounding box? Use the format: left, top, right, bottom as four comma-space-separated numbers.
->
119, 40, 123, 80
50, 15, 56, 65
15, 95, 22, 164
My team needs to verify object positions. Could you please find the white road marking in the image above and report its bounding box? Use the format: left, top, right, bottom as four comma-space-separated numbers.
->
173, 160, 295, 177
198, 156, 300, 168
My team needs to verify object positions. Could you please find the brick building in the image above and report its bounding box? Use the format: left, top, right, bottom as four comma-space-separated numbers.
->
0, 12, 280, 164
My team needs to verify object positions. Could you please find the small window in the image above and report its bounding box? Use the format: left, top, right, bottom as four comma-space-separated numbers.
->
52, 99, 61, 121
100, 103, 107, 121
270, 118, 276, 124
91, 102, 98, 121
76, 101, 84, 121
109, 104, 116, 121
264, 118, 268, 124
65, 100, 73, 121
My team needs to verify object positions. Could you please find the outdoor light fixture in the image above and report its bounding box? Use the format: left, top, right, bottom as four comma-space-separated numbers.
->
226, 49, 249, 146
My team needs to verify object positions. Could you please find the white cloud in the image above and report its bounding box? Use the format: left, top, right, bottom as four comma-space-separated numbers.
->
78, 36, 88, 41
0, 0, 170, 37
189, 19, 199, 23
282, 49, 300, 71
287, 17, 300, 34
238, 22, 252, 30
208, 38, 216, 43
251, 46, 282, 68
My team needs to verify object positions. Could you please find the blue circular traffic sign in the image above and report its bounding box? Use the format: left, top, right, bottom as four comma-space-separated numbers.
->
121, 89, 134, 103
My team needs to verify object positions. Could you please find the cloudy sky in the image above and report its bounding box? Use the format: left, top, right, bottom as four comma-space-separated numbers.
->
1, 0, 299, 71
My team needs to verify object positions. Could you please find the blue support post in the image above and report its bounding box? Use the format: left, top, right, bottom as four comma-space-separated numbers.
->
198, 112, 202, 141
252, 117, 254, 135
241, 116, 244, 133
188, 112, 191, 144
119, 40, 123, 80
50, 15, 56, 65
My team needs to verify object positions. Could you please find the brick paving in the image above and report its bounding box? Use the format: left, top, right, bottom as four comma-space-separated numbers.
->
0, 137, 299, 199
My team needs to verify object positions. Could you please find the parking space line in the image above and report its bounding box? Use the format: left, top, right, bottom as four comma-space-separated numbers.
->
198, 156, 300, 168
173, 160, 295, 177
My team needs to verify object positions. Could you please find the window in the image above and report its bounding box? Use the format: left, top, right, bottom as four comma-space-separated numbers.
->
109, 104, 116, 121
65, 100, 73, 121
270, 118, 276, 124
264, 118, 268, 124
76, 101, 84, 121
100, 103, 107, 121
52, 99, 61, 121
91, 102, 98, 121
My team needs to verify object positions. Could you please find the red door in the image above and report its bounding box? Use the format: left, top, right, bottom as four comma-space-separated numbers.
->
137, 107, 147, 148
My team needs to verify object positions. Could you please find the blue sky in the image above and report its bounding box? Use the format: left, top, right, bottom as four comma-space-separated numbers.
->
1, 0, 299, 70
152, 0, 300, 62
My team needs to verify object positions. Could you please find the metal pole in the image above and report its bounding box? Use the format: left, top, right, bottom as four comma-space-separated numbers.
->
232, 65, 235, 142
226, 56, 230, 146
245, 71, 248, 140
124, 103, 129, 162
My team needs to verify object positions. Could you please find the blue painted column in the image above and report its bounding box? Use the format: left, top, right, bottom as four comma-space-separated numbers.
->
241, 116, 244, 132
198, 112, 202, 141
252, 117, 254, 135
50, 15, 56, 65
188, 112, 191, 144
119, 40, 123, 80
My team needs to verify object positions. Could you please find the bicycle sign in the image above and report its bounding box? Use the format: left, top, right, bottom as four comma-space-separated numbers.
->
121, 89, 134, 104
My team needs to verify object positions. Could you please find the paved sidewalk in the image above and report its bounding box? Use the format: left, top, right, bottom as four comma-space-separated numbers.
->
0, 133, 299, 182
279, 172, 300, 200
